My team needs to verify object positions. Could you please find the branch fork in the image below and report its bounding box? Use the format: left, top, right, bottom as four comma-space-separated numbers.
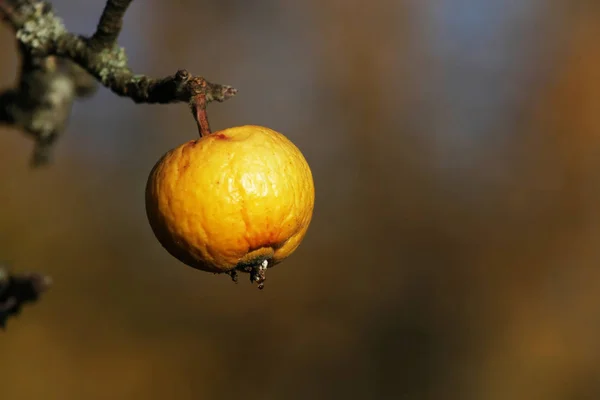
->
0, 0, 237, 165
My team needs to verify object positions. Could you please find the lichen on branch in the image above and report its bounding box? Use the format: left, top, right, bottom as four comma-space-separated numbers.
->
0, 0, 237, 166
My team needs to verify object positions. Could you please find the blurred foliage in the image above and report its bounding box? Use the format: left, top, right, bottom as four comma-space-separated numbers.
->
1, 0, 600, 399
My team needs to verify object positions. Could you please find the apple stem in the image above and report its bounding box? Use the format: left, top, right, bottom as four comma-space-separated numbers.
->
190, 94, 212, 137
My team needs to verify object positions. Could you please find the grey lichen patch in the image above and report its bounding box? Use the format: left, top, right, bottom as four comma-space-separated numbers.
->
28, 75, 75, 135
97, 45, 129, 85
129, 74, 147, 84
15, 3, 66, 54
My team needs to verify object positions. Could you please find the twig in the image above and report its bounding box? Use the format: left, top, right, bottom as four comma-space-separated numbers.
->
89, 0, 133, 50
0, 0, 237, 165
0, 265, 52, 329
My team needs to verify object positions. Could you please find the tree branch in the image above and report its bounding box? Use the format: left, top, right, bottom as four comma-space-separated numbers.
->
89, 0, 132, 51
0, 0, 237, 165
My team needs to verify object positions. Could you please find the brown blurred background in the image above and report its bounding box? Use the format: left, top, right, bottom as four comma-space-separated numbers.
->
1, 0, 600, 399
